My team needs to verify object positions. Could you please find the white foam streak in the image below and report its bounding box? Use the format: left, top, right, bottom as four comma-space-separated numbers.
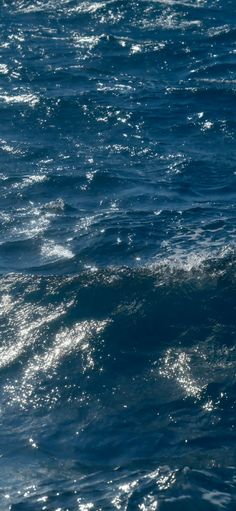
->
0, 93, 39, 107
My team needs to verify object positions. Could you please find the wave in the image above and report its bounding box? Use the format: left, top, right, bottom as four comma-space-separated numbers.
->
1, 0, 236, 507
0, 252, 235, 508
1, 249, 235, 407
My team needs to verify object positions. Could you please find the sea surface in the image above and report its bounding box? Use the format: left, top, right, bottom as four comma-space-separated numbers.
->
0, 0, 236, 509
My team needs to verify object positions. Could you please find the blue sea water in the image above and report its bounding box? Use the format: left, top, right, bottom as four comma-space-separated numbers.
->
0, 0, 236, 509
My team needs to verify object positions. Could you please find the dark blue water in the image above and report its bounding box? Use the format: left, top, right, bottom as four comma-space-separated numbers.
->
0, 0, 236, 509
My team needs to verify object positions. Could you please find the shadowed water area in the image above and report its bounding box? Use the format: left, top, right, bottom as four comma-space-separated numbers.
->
0, 0, 236, 509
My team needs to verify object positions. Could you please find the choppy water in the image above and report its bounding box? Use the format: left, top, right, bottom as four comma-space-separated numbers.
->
0, 0, 236, 509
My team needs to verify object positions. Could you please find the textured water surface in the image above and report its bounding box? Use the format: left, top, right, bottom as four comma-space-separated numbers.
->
0, 0, 236, 509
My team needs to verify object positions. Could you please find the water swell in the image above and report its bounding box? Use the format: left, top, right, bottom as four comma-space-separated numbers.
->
1, 251, 235, 405
0, 253, 236, 508
1, 0, 236, 508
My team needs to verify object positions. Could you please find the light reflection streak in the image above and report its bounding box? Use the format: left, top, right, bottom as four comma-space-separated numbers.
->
159, 348, 203, 399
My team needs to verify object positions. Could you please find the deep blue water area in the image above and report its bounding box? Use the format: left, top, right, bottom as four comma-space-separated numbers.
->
0, 0, 236, 509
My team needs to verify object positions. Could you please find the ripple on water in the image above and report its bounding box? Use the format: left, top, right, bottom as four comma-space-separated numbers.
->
1, 0, 236, 509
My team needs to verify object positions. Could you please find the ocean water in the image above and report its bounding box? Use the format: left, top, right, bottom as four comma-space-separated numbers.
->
0, 0, 236, 509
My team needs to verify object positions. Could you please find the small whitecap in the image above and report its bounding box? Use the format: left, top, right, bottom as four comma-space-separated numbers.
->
20, 175, 47, 188
0, 64, 9, 75
43, 198, 65, 211
73, 34, 100, 50
41, 241, 74, 260
0, 93, 39, 107
1, 142, 23, 155
0, 212, 11, 225
3, 146, 20, 154
0, 173, 8, 180
202, 120, 214, 131
86, 171, 96, 183
97, 82, 133, 93
130, 44, 142, 54
69, 1, 106, 14
152, 248, 217, 272
77, 500, 95, 511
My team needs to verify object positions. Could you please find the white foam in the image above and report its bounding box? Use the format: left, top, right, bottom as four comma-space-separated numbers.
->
0, 64, 9, 75
70, 2, 106, 14
73, 34, 100, 50
15, 175, 47, 189
149, 244, 234, 273
41, 241, 74, 260
0, 93, 39, 107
